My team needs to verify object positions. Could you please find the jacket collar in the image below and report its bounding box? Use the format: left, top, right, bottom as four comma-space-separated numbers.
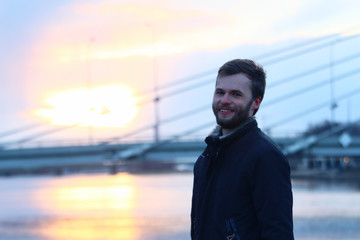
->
206, 116, 257, 144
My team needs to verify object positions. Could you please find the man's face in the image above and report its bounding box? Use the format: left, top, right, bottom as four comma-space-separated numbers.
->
212, 73, 260, 135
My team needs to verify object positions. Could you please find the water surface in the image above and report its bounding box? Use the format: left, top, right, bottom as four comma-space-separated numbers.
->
0, 173, 359, 239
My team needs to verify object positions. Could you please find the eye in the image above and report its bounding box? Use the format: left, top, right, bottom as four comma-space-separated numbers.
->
215, 90, 224, 95
233, 92, 242, 97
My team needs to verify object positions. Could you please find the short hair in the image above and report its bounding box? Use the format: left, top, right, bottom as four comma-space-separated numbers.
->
217, 59, 266, 115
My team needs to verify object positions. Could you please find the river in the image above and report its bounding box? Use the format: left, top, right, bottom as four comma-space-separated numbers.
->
0, 172, 359, 240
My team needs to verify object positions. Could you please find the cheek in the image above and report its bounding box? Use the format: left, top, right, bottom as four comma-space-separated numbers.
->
211, 98, 216, 107
212, 95, 219, 104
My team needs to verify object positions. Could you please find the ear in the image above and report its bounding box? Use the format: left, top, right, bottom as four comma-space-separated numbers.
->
251, 97, 262, 111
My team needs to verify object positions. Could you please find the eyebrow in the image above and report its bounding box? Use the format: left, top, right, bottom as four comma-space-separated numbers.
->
215, 88, 243, 94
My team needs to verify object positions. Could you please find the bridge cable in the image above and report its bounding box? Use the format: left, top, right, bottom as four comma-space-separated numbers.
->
1, 123, 81, 148
264, 86, 360, 131
0, 123, 44, 139
268, 51, 360, 88
138, 34, 360, 106
262, 66, 360, 108
5, 31, 360, 145
138, 34, 341, 96
150, 24, 360, 94
108, 66, 360, 142
127, 86, 360, 155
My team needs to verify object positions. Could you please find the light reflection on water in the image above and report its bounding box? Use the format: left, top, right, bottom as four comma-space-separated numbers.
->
0, 173, 360, 240
32, 173, 138, 240
33, 173, 136, 215
0, 173, 192, 240
292, 179, 360, 218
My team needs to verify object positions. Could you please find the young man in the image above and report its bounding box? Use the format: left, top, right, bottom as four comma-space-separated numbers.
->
191, 59, 294, 240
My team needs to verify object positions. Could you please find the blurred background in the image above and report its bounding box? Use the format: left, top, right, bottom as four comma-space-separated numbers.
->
1, 0, 360, 239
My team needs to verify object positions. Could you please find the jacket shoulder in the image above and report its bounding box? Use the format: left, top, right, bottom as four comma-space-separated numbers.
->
246, 128, 285, 155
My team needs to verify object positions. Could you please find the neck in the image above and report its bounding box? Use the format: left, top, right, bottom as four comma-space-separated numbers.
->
221, 116, 255, 137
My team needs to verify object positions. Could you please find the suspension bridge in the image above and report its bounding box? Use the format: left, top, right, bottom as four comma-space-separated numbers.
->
1, 29, 360, 176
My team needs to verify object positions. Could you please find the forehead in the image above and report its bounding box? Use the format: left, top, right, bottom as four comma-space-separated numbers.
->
215, 73, 252, 90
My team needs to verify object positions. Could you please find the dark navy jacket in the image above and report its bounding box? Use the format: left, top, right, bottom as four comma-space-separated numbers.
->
191, 118, 294, 240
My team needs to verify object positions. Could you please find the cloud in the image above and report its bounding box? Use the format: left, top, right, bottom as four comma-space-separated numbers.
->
32, 0, 237, 62
24, 0, 360, 102
28, 0, 360, 67
10, 0, 360, 140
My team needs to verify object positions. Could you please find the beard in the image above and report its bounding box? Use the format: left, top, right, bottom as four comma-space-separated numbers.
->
212, 100, 253, 131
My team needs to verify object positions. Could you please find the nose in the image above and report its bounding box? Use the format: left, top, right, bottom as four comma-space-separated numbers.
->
220, 93, 231, 104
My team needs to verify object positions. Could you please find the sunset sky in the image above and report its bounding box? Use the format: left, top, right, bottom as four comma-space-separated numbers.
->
1, 0, 360, 145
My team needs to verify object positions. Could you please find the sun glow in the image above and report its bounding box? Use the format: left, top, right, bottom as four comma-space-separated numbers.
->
36, 86, 138, 127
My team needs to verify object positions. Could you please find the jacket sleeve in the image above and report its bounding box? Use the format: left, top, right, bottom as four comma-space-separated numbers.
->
190, 166, 197, 239
251, 148, 294, 240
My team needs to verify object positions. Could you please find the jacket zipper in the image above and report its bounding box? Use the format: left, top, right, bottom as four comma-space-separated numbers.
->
227, 233, 236, 240
226, 218, 240, 240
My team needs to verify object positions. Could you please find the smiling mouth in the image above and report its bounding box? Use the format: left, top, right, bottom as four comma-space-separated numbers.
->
219, 108, 234, 114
